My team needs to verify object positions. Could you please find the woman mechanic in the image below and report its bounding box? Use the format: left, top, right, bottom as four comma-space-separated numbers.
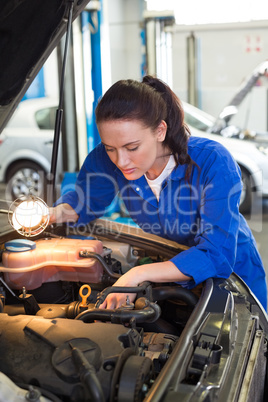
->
49, 76, 267, 310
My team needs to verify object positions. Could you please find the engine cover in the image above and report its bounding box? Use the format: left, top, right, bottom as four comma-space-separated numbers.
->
0, 314, 141, 400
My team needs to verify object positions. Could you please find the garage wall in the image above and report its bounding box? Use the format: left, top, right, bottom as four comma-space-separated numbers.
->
106, 2, 268, 132
107, 0, 144, 82
170, 23, 268, 131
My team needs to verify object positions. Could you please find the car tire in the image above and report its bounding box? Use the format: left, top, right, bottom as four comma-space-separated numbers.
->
239, 166, 252, 215
6, 161, 47, 201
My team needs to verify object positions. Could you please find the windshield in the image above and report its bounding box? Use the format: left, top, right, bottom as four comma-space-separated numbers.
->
183, 103, 215, 132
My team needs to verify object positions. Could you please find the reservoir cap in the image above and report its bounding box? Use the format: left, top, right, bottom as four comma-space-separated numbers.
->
5, 239, 36, 252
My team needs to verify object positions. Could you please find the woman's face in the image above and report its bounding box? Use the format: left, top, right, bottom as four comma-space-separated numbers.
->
98, 119, 168, 180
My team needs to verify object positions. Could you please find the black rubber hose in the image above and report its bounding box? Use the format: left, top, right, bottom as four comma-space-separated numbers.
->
70, 342, 105, 402
95, 281, 151, 308
79, 251, 121, 279
151, 286, 199, 307
75, 297, 161, 324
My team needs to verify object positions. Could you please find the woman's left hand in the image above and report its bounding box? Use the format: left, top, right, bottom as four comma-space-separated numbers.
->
98, 261, 191, 310
99, 269, 138, 309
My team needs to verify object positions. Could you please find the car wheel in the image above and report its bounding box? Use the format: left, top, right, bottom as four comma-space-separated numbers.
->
6, 161, 47, 201
239, 166, 252, 215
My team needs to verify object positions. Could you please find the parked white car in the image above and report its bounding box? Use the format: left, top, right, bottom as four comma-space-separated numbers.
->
183, 101, 268, 213
0, 97, 61, 201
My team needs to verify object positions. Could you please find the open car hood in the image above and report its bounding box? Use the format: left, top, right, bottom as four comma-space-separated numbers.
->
219, 60, 268, 123
209, 60, 268, 133
0, 0, 91, 133
209, 60, 268, 136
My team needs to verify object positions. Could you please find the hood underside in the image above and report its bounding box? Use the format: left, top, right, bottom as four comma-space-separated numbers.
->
0, 0, 91, 132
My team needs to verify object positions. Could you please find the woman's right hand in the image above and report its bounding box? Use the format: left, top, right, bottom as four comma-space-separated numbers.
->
49, 203, 79, 224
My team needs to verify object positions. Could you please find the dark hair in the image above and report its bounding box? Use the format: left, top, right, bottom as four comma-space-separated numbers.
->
95, 75, 193, 176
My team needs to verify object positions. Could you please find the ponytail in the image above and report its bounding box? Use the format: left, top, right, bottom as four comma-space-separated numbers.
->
142, 76, 192, 170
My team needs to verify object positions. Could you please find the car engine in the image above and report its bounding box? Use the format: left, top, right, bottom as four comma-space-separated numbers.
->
0, 232, 198, 402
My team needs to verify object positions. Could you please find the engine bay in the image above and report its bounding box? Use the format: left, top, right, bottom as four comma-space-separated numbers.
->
0, 227, 199, 402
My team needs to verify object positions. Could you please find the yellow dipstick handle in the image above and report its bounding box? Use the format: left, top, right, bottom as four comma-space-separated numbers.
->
79, 284, 91, 307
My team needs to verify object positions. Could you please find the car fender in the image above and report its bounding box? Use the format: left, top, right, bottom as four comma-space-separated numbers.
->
1, 149, 51, 182
229, 151, 263, 190
190, 128, 266, 192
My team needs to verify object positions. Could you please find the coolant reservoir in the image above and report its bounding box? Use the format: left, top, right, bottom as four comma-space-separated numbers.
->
1, 238, 104, 290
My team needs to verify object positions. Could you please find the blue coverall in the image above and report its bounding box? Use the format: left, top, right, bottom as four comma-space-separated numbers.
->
56, 136, 267, 309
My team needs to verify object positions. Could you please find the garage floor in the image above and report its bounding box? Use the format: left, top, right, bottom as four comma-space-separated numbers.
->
0, 185, 268, 296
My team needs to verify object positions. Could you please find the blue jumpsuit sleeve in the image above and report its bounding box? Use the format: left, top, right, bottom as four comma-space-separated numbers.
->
170, 147, 243, 287
55, 144, 119, 225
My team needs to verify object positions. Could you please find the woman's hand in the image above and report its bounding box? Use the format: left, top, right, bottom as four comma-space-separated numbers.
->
99, 269, 139, 309
99, 261, 191, 309
49, 203, 79, 224
99, 292, 136, 310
